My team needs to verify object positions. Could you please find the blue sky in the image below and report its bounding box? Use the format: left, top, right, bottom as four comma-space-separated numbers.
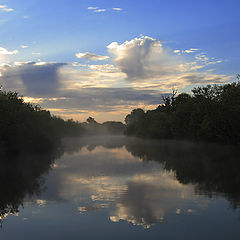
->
0, 0, 239, 122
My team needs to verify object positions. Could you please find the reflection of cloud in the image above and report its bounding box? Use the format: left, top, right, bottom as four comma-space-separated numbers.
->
78, 203, 109, 213
110, 172, 195, 228
39, 138, 209, 228
36, 199, 47, 206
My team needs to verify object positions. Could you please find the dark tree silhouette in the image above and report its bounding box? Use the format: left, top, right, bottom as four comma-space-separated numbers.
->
125, 80, 240, 144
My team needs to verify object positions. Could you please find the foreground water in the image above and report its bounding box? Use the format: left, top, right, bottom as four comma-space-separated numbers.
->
0, 136, 240, 239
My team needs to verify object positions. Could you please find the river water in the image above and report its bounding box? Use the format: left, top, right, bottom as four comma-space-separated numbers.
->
0, 135, 240, 239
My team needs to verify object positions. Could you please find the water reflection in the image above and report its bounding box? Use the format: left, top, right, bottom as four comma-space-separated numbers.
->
0, 135, 240, 231
60, 136, 240, 227
0, 148, 62, 224
124, 138, 240, 209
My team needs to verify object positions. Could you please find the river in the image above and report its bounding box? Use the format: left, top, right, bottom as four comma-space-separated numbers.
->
0, 135, 239, 239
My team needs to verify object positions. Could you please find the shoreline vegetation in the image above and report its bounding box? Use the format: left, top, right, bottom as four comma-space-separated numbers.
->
0, 78, 240, 156
125, 78, 240, 145
0, 87, 124, 155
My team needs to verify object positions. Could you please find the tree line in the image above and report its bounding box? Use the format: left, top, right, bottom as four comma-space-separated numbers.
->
0, 88, 124, 155
124, 78, 240, 144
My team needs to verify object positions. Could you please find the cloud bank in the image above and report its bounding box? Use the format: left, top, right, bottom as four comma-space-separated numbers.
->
0, 36, 232, 121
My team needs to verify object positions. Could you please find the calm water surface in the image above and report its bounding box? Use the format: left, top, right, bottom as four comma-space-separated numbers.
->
0, 136, 240, 239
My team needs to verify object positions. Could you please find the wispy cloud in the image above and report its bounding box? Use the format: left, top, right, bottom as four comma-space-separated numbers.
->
75, 52, 109, 61
0, 5, 14, 12
21, 45, 29, 49
94, 9, 106, 13
87, 7, 98, 10
87, 6, 106, 13
174, 48, 201, 54
113, 8, 122, 11
88, 6, 123, 13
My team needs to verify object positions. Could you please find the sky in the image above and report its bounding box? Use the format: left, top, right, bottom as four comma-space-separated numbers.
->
0, 0, 239, 122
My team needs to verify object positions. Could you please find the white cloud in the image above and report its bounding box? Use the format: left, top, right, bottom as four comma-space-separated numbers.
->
23, 15, 30, 19
0, 47, 18, 55
0, 35, 232, 121
173, 50, 181, 54
107, 36, 230, 90
0, 5, 14, 12
94, 9, 106, 13
21, 45, 28, 49
113, 8, 122, 11
88, 7, 98, 10
87, 6, 107, 13
75, 52, 109, 61
174, 48, 201, 54
183, 48, 201, 53
108, 36, 181, 81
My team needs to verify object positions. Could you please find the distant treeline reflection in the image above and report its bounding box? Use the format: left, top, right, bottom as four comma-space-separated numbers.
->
124, 138, 240, 209
65, 136, 240, 209
0, 136, 239, 226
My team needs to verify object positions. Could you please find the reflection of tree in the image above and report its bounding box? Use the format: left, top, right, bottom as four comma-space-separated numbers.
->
0, 148, 62, 225
61, 136, 240, 209
124, 138, 240, 209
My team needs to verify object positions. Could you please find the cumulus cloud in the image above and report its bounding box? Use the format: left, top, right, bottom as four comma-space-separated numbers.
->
0, 35, 232, 121
0, 47, 18, 55
0, 62, 67, 95
108, 36, 181, 81
75, 52, 109, 61
107, 36, 231, 89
